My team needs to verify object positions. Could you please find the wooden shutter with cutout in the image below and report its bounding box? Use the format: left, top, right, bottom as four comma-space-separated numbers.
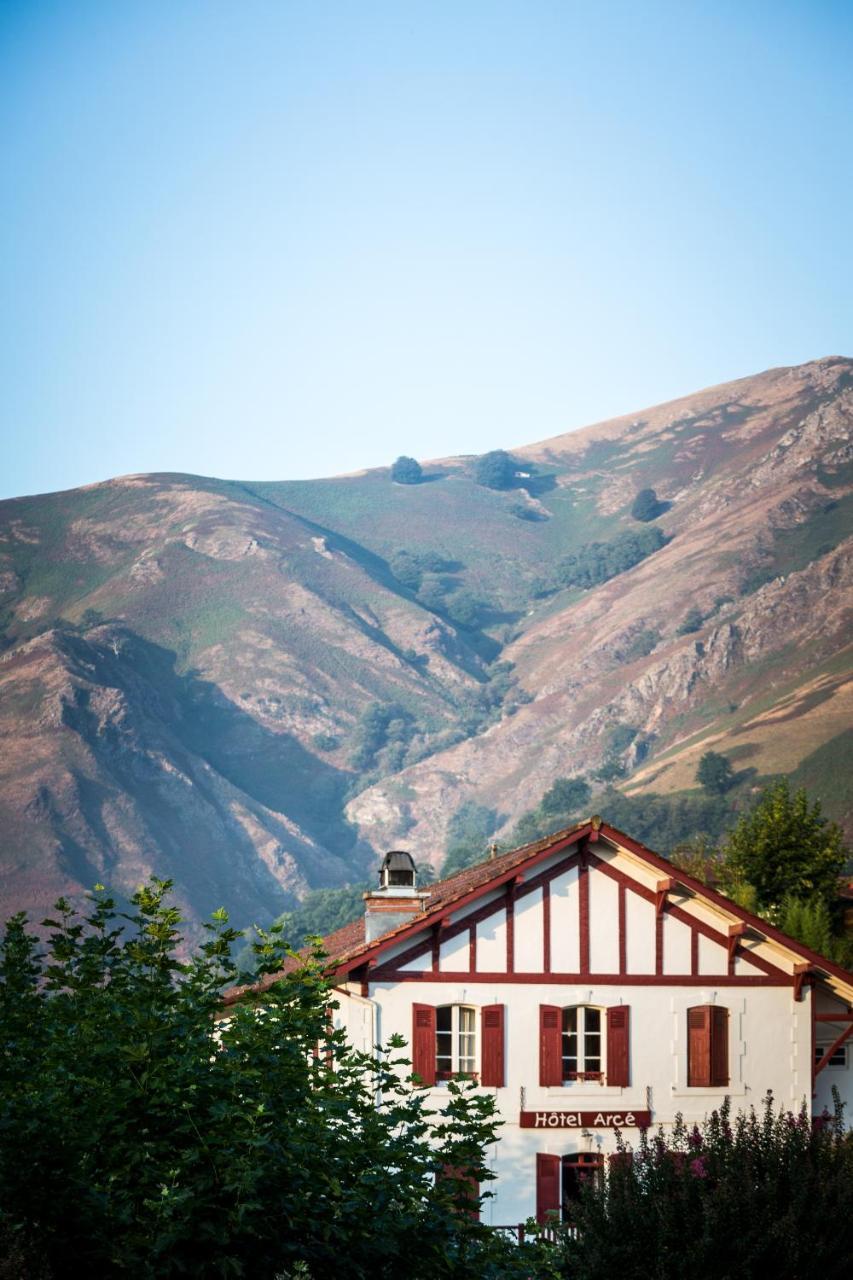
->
481, 1004, 505, 1087
687, 1005, 711, 1086
710, 1005, 729, 1086
606, 1005, 630, 1086
412, 1003, 436, 1086
539, 1005, 562, 1086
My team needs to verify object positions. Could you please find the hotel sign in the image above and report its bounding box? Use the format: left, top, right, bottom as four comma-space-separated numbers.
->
520, 1110, 651, 1129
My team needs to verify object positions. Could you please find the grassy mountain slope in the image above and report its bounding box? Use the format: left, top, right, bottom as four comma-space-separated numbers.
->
1, 356, 851, 928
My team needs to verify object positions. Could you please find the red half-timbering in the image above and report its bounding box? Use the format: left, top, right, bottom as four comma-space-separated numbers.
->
370, 841, 791, 987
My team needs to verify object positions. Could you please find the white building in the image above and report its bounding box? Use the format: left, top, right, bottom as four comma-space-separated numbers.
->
227, 817, 853, 1227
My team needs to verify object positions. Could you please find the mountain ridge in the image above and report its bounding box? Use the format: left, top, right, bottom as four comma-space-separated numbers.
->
1, 355, 851, 932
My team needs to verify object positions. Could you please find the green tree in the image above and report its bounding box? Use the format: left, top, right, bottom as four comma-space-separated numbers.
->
539, 776, 591, 819
696, 750, 735, 795
390, 455, 423, 484
0, 882, 541, 1280
630, 487, 664, 522
677, 606, 705, 635
474, 450, 518, 490
720, 779, 847, 911
778, 894, 853, 966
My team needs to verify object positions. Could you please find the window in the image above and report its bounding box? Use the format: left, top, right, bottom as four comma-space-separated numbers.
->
436, 1005, 476, 1079
815, 1042, 848, 1068
540, 1004, 630, 1087
687, 1004, 729, 1087
561, 1005, 604, 1081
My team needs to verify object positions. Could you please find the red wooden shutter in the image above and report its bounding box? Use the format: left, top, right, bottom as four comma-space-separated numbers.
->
412, 1003, 436, 1086
606, 1005, 630, 1086
481, 1004, 505, 1087
536, 1153, 561, 1223
539, 1005, 562, 1086
687, 1005, 711, 1087
710, 1005, 729, 1086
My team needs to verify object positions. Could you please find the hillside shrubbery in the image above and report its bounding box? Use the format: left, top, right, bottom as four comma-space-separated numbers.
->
536, 527, 667, 597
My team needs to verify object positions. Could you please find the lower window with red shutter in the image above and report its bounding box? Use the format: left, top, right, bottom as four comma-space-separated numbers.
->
536, 1153, 560, 1223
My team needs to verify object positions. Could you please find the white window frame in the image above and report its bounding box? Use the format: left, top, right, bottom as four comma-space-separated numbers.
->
561, 1004, 606, 1082
436, 1003, 477, 1080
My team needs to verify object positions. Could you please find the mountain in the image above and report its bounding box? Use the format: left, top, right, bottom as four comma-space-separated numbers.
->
1, 356, 851, 931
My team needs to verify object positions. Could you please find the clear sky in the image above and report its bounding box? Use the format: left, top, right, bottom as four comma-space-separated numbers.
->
2, 1, 852, 500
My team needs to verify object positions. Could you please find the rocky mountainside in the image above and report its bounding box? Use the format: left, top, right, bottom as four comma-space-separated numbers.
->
1, 356, 851, 931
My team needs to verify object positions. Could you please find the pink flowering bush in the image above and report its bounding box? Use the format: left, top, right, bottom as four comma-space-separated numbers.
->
557, 1092, 853, 1280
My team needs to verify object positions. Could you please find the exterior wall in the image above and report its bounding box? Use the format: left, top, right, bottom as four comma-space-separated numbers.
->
360, 976, 817, 1226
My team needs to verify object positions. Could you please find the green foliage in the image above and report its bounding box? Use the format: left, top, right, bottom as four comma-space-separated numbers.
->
720, 779, 847, 911
778, 895, 853, 967
235, 885, 370, 974
677, 606, 705, 635
538, 527, 667, 596
616, 628, 660, 662
592, 757, 628, 783
0, 882, 540, 1280
312, 731, 340, 752
594, 787, 735, 855
350, 702, 417, 770
557, 1094, 853, 1280
440, 802, 504, 877
474, 450, 519, 490
509, 776, 592, 847
630, 487, 664, 522
390, 456, 423, 484
539, 776, 592, 819
696, 750, 735, 795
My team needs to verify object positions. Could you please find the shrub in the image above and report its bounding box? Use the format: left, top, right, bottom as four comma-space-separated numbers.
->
390, 455, 423, 484
617, 628, 661, 662
696, 750, 735, 795
474, 450, 518, 490
557, 1093, 853, 1280
677, 606, 705, 635
630, 487, 664, 522
539, 776, 592, 818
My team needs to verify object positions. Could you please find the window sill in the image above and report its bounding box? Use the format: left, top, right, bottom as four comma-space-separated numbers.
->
545, 1086, 625, 1100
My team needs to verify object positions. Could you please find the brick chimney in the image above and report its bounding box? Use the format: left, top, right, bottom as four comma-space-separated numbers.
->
364, 850, 429, 942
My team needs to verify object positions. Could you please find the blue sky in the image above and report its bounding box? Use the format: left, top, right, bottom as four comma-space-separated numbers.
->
2, 0, 852, 499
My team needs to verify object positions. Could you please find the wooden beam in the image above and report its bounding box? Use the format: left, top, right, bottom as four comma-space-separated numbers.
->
816, 1012, 853, 1021
793, 962, 810, 1003
655, 878, 674, 915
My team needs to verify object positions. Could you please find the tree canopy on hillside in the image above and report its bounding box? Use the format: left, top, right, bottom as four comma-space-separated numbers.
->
696, 750, 735, 795
390, 455, 423, 484
631, 486, 664, 521
474, 450, 518, 490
